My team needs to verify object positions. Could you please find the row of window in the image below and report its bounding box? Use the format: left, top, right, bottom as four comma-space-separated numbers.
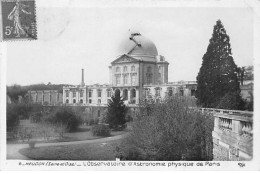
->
116, 65, 136, 73
144, 88, 196, 97
89, 90, 112, 98
115, 65, 162, 73
65, 91, 84, 98
65, 99, 108, 104
66, 90, 113, 99
66, 99, 84, 104
116, 73, 137, 85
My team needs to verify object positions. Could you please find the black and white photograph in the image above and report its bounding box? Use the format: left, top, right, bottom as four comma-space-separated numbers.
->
0, 0, 259, 171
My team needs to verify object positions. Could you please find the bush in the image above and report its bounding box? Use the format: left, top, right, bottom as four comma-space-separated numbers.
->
6, 104, 20, 132
91, 124, 111, 137
116, 96, 214, 161
42, 107, 81, 132
17, 126, 36, 142
30, 112, 43, 123
38, 122, 56, 141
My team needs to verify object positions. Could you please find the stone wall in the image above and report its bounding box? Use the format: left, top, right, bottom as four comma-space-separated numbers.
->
202, 108, 253, 161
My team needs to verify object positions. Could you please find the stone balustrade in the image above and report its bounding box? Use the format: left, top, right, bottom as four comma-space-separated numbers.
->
200, 108, 253, 161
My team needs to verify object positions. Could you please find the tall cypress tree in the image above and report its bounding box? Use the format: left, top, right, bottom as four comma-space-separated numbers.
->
105, 92, 127, 129
196, 20, 240, 108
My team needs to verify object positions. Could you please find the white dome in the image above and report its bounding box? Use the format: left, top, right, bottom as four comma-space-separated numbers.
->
120, 33, 158, 57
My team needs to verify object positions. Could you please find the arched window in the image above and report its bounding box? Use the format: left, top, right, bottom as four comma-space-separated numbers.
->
168, 88, 173, 97
66, 91, 69, 97
155, 87, 161, 97
115, 75, 121, 85
123, 89, 128, 100
107, 90, 111, 97
116, 67, 120, 72
89, 90, 93, 98
73, 99, 76, 103
131, 88, 136, 98
97, 90, 102, 97
131, 73, 137, 84
147, 66, 152, 73
80, 99, 83, 103
144, 88, 150, 97
115, 89, 120, 98
147, 74, 152, 84
131, 65, 135, 72
147, 66, 152, 84
123, 66, 128, 72
123, 74, 128, 84
80, 90, 84, 97
131, 89, 136, 104
66, 99, 69, 103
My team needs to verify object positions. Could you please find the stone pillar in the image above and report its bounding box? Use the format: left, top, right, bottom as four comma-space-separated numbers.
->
120, 89, 123, 98
214, 116, 220, 130
128, 89, 131, 102
232, 120, 242, 135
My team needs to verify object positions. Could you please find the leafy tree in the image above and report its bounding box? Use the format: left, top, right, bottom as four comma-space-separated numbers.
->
7, 84, 27, 103
196, 20, 241, 108
105, 92, 127, 130
238, 66, 254, 85
6, 104, 20, 132
116, 97, 214, 160
42, 107, 81, 132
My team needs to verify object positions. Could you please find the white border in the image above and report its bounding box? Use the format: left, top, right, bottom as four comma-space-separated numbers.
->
1, 0, 260, 171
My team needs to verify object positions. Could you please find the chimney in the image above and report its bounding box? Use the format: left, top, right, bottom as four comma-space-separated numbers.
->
81, 69, 85, 86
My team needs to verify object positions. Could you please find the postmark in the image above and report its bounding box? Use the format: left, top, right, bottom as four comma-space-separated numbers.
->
0, 0, 37, 41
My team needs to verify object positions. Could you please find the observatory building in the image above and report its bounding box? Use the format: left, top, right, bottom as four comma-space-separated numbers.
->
62, 32, 197, 118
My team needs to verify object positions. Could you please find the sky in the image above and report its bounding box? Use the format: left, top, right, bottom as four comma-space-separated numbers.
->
6, 1, 254, 86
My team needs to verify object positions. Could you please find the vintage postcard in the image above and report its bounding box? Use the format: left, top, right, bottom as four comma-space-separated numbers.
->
0, 0, 259, 171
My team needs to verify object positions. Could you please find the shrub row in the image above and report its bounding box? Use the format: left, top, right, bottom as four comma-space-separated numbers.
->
91, 124, 111, 137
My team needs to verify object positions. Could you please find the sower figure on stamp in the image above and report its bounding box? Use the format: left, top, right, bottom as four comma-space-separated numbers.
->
7, 0, 31, 37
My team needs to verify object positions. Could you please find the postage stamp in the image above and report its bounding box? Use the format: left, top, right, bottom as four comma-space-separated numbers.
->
0, 0, 37, 41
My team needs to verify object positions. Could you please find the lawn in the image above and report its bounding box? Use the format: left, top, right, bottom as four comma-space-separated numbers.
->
19, 140, 120, 160
8, 122, 132, 144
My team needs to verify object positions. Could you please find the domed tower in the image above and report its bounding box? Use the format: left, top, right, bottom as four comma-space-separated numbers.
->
109, 32, 169, 103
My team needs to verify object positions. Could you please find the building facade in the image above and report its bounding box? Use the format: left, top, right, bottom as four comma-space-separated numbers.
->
28, 90, 63, 105
62, 33, 197, 119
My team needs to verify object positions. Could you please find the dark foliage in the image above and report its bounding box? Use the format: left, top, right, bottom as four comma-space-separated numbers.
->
105, 94, 127, 130
116, 97, 214, 161
196, 20, 241, 109
91, 124, 111, 137
244, 91, 253, 111
238, 66, 254, 85
6, 103, 42, 121
6, 104, 20, 132
7, 83, 71, 102
43, 107, 81, 132
7, 84, 27, 103
217, 91, 245, 110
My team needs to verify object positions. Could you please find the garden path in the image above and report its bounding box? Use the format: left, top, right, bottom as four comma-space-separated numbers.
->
7, 132, 129, 160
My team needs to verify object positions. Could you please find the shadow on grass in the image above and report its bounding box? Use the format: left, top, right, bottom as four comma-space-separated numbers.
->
19, 140, 120, 160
